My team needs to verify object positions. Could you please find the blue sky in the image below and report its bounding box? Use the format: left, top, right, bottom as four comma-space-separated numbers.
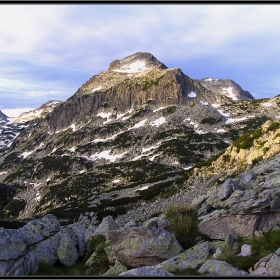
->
1, 4, 280, 117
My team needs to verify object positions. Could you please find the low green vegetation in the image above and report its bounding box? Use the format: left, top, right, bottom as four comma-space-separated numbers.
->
217, 229, 280, 271
233, 128, 262, 152
165, 205, 199, 250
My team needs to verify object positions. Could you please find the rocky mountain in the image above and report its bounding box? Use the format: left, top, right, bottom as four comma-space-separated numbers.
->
0, 101, 62, 156
196, 77, 254, 100
0, 52, 280, 225
14, 100, 62, 123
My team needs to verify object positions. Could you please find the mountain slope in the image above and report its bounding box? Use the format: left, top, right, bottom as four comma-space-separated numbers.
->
197, 78, 254, 100
0, 52, 279, 224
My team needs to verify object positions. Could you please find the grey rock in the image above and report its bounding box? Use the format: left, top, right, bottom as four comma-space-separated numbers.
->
0, 259, 16, 276
67, 223, 86, 257
266, 253, 280, 275
103, 262, 128, 276
198, 213, 259, 239
28, 232, 61, 266
237, 244, 252, 257
57, 227, 79, 267
218, 178, 234, 200
105, 226, 183, 268
198, 260, 249, 276
119, 266, 174, 276
124, 219, 137, 227
18, 214, 60, 246
94, 215, 119, 236
85, 225, 97, 244
213, 246, 223, 259
5, 251, 38, 276
0, 229, 26, 260
154, 241, 209, 273
225, 234, 235, 247
250, 266, 267, 276
143, 216, 170, 229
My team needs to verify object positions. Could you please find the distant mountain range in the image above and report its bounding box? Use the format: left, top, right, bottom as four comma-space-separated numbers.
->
0, 52, 279, 224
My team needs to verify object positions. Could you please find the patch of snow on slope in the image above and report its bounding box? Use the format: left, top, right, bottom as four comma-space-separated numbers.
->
97, 112, 112, 124
112, 179, 121, 184
142, 145, 158, 153
20, 142, 45, 159
92, 86, 102, 92
225, 116, 255, 124
200, 101, 208, 106
129, 119, 148, 130
218, 110, 230, 117
195, 129, 207, 134
216, 129, 226, 133
149, 117, 166, 127
262, 102, 273, 107
0, 172, 7, 175
137, 185, 150, 191
222, 87, 238, 100
184, 118, 198, 129
211, 103, 220, 108
188, 92, 197, 98
92, 131, 122, 143
113, 60, 150, 73
89, 150, 127, 163
153, 107, 166, 113
69, 147, 76, 152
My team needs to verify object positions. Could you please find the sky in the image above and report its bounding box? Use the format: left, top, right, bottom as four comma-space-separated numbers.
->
1, 4, 280, 117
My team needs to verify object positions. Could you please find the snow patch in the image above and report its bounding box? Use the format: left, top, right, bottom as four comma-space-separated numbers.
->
216, 129, 226, 133
92, 86, 102, 92
137, 185, 150, 191
222, 87, 238, 100
200, 101, 208, 106
183, 166, 193, 170
153, 107, 166, 113
0, 172, 7, 175
195, 129, 207, 134
211, 103, 220, 108
225, 116, 255, 124
69, 147, 76, 152
218, 110, 230, 117
262, 102, 273, 107
89, 150, 127, 163
97, 112, 113, 124
129, 119, 148, 130
188, 92, 197, 98
149, 117, 166, 127
112, 179, 121, 184
79, 170, 86, 174
112, 60, 150, 73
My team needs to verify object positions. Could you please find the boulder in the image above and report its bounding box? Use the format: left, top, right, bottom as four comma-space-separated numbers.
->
0, 259, 16, 276
0, 229, 26, 260
266, 253, 280, 276
154, 241, 209, 273
124, 219, 137, 228
85, 225, 97, 244
103, 262, 128, 276
198, 213, 259, 239
18, 214, 60, 246
237, 244, 252, 257
94, 215, 119, 236
143, 217, 170, 229
28, 232, 61, 266
104, 227, 183, 268
198, 260, 249, 276
218, 178, 234, 200
67, 223, 86, 257
57, 227, 79, 267
119, 266, 174, 276
5, 251, 38, 276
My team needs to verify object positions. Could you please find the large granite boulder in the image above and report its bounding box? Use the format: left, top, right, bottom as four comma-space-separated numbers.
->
154, 241, 209, 273
0, 229, 26, 260
198, 260, 249, 276
94, 215, 119, 236
105, 226, 183, 268
57, 227, 79, 267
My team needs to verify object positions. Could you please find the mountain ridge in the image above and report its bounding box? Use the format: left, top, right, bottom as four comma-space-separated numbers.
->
0, 52, 280, 224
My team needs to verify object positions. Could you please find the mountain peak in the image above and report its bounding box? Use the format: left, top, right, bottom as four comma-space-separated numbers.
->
108, 52, 168, 73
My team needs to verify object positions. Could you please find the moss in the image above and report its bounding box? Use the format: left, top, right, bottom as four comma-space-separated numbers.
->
4, 199, 26, 218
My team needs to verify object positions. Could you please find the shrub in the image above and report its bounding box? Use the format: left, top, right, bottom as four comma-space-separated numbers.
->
267, 121, 280, 132
164, 205, 198, 249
